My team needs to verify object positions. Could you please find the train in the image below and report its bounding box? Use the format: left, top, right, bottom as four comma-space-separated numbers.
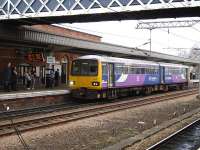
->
69, 55, 189, 99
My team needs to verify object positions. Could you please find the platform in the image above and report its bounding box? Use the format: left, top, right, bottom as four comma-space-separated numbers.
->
190, 79, 199, 88
0, 89, 70, 111
0, 90, 70, 100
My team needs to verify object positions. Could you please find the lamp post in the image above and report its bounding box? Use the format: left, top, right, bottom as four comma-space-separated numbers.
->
149, 29, 152, 56
198, 64, 200, 98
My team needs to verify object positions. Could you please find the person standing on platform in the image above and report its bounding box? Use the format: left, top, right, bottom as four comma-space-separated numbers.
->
3, 62, 12, 92
25, 71, 31, 90
50, 69, 55, 88
54, 69, 60, 87
31, 68, 36, 90
11, 66, 18, 91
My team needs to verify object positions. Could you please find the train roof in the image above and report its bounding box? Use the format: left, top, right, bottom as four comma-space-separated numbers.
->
77, 55, 189, 68
78, 55, 159, 66
159, 62, 189, 68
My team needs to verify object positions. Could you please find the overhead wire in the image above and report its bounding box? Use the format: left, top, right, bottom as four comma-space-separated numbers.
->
8, 1, 200, 46
159, 28, 200, 43
6, 1, 200, 52
60, 23, 170, 47
191, 26, 200, 33
137, 20, 200, 43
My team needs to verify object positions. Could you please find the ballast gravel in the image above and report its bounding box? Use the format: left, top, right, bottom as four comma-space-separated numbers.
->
0, 94, 199, 150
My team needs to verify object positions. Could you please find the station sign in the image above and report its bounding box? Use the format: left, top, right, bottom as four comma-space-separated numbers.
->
27, 53, 45, 63
47, 56, 55, 64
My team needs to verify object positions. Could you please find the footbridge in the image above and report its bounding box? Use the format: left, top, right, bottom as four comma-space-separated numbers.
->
0, 0, 200, 24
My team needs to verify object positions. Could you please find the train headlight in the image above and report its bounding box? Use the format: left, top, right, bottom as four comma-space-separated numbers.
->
69, 81, 75, 86
92, 82, 100, 86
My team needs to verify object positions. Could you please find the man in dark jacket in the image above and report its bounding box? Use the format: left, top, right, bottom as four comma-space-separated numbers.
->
54, 69, 60, 87
11, 66, 18, 91
3, 62, 12, 92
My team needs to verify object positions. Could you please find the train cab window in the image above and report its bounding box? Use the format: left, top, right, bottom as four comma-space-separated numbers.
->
81, 62, 89, 75
71, 59, 98, 76
72, 61, 81, 75
89, 63, 98, 75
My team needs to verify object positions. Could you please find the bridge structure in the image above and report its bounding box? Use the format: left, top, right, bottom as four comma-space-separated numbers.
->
0, 0, 199, 24
0, 1, 198, 67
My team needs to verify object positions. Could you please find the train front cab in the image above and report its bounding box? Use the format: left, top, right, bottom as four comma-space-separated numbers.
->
69, 59, 103, 99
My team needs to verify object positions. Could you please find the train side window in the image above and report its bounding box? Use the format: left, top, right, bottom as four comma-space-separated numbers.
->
130, 67, 136, 74
165, 67, 169, 75
115, 64, 123, 74
141, 68, 145, 74
145, 68, 148, 74
136, 68, 140, 74
135, 68, 138, 74
102, 63, 108, 75
134, 68, 137, 74
156, 68, 159, 74
128, 66, 131, 74
123, 66, 128, 74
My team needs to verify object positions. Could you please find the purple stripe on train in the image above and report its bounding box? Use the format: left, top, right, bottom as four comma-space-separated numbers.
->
165, 74, 187, 84
101, 73, 187, 89
102, 74, 160, 88
102, 82, 108, 88
115, 74, 160, 87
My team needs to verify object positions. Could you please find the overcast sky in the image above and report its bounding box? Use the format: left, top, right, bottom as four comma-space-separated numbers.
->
61, 17, 200, 56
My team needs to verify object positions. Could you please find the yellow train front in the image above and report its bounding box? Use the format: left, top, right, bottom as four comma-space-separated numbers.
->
69, 56, 103, 99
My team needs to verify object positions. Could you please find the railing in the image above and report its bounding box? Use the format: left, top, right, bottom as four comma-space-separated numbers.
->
0, 0, 199, 20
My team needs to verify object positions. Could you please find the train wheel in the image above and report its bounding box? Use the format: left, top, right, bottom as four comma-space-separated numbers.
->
180, 84, 184, 90
164, 85, 169, 92
144, 87, 152, 95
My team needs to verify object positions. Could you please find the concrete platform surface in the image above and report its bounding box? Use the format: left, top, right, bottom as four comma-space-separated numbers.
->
0, 90, 70, 100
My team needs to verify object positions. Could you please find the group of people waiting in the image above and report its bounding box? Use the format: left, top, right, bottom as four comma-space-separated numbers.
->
2, 62, 61, 92
3, 62, 36, 92
46, 69, 60, 88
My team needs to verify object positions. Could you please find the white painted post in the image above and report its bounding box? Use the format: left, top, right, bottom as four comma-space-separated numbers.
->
199, 64, 200, 97
7, 0, 10, 19
149, 29, 152, 56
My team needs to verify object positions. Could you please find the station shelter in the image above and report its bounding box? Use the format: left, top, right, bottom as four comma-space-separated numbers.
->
0, 25, 101, 90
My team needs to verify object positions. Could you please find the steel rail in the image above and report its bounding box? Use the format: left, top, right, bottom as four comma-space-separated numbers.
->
0, 89, 197, 137
146, 118, 200, 150
0, 88, 195, 119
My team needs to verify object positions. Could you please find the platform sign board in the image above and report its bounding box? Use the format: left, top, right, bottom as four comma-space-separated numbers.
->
47, 56, 55, 64
27, 53, 44, 62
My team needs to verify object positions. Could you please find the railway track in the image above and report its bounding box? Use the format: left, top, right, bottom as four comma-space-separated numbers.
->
0, 89, 192, 120
0, 88, 197, 137
0, 101, 86, 120
146, 119, 200, 150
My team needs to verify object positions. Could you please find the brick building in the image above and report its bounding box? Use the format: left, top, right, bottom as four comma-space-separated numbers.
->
31, 24, 101, 42
0, 25, 102, 89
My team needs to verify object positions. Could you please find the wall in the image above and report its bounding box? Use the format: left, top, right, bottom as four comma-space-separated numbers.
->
31, 25, 102, 42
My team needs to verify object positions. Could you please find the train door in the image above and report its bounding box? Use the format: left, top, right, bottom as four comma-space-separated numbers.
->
108, 63, 115, 88
160, 66, 164, 84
